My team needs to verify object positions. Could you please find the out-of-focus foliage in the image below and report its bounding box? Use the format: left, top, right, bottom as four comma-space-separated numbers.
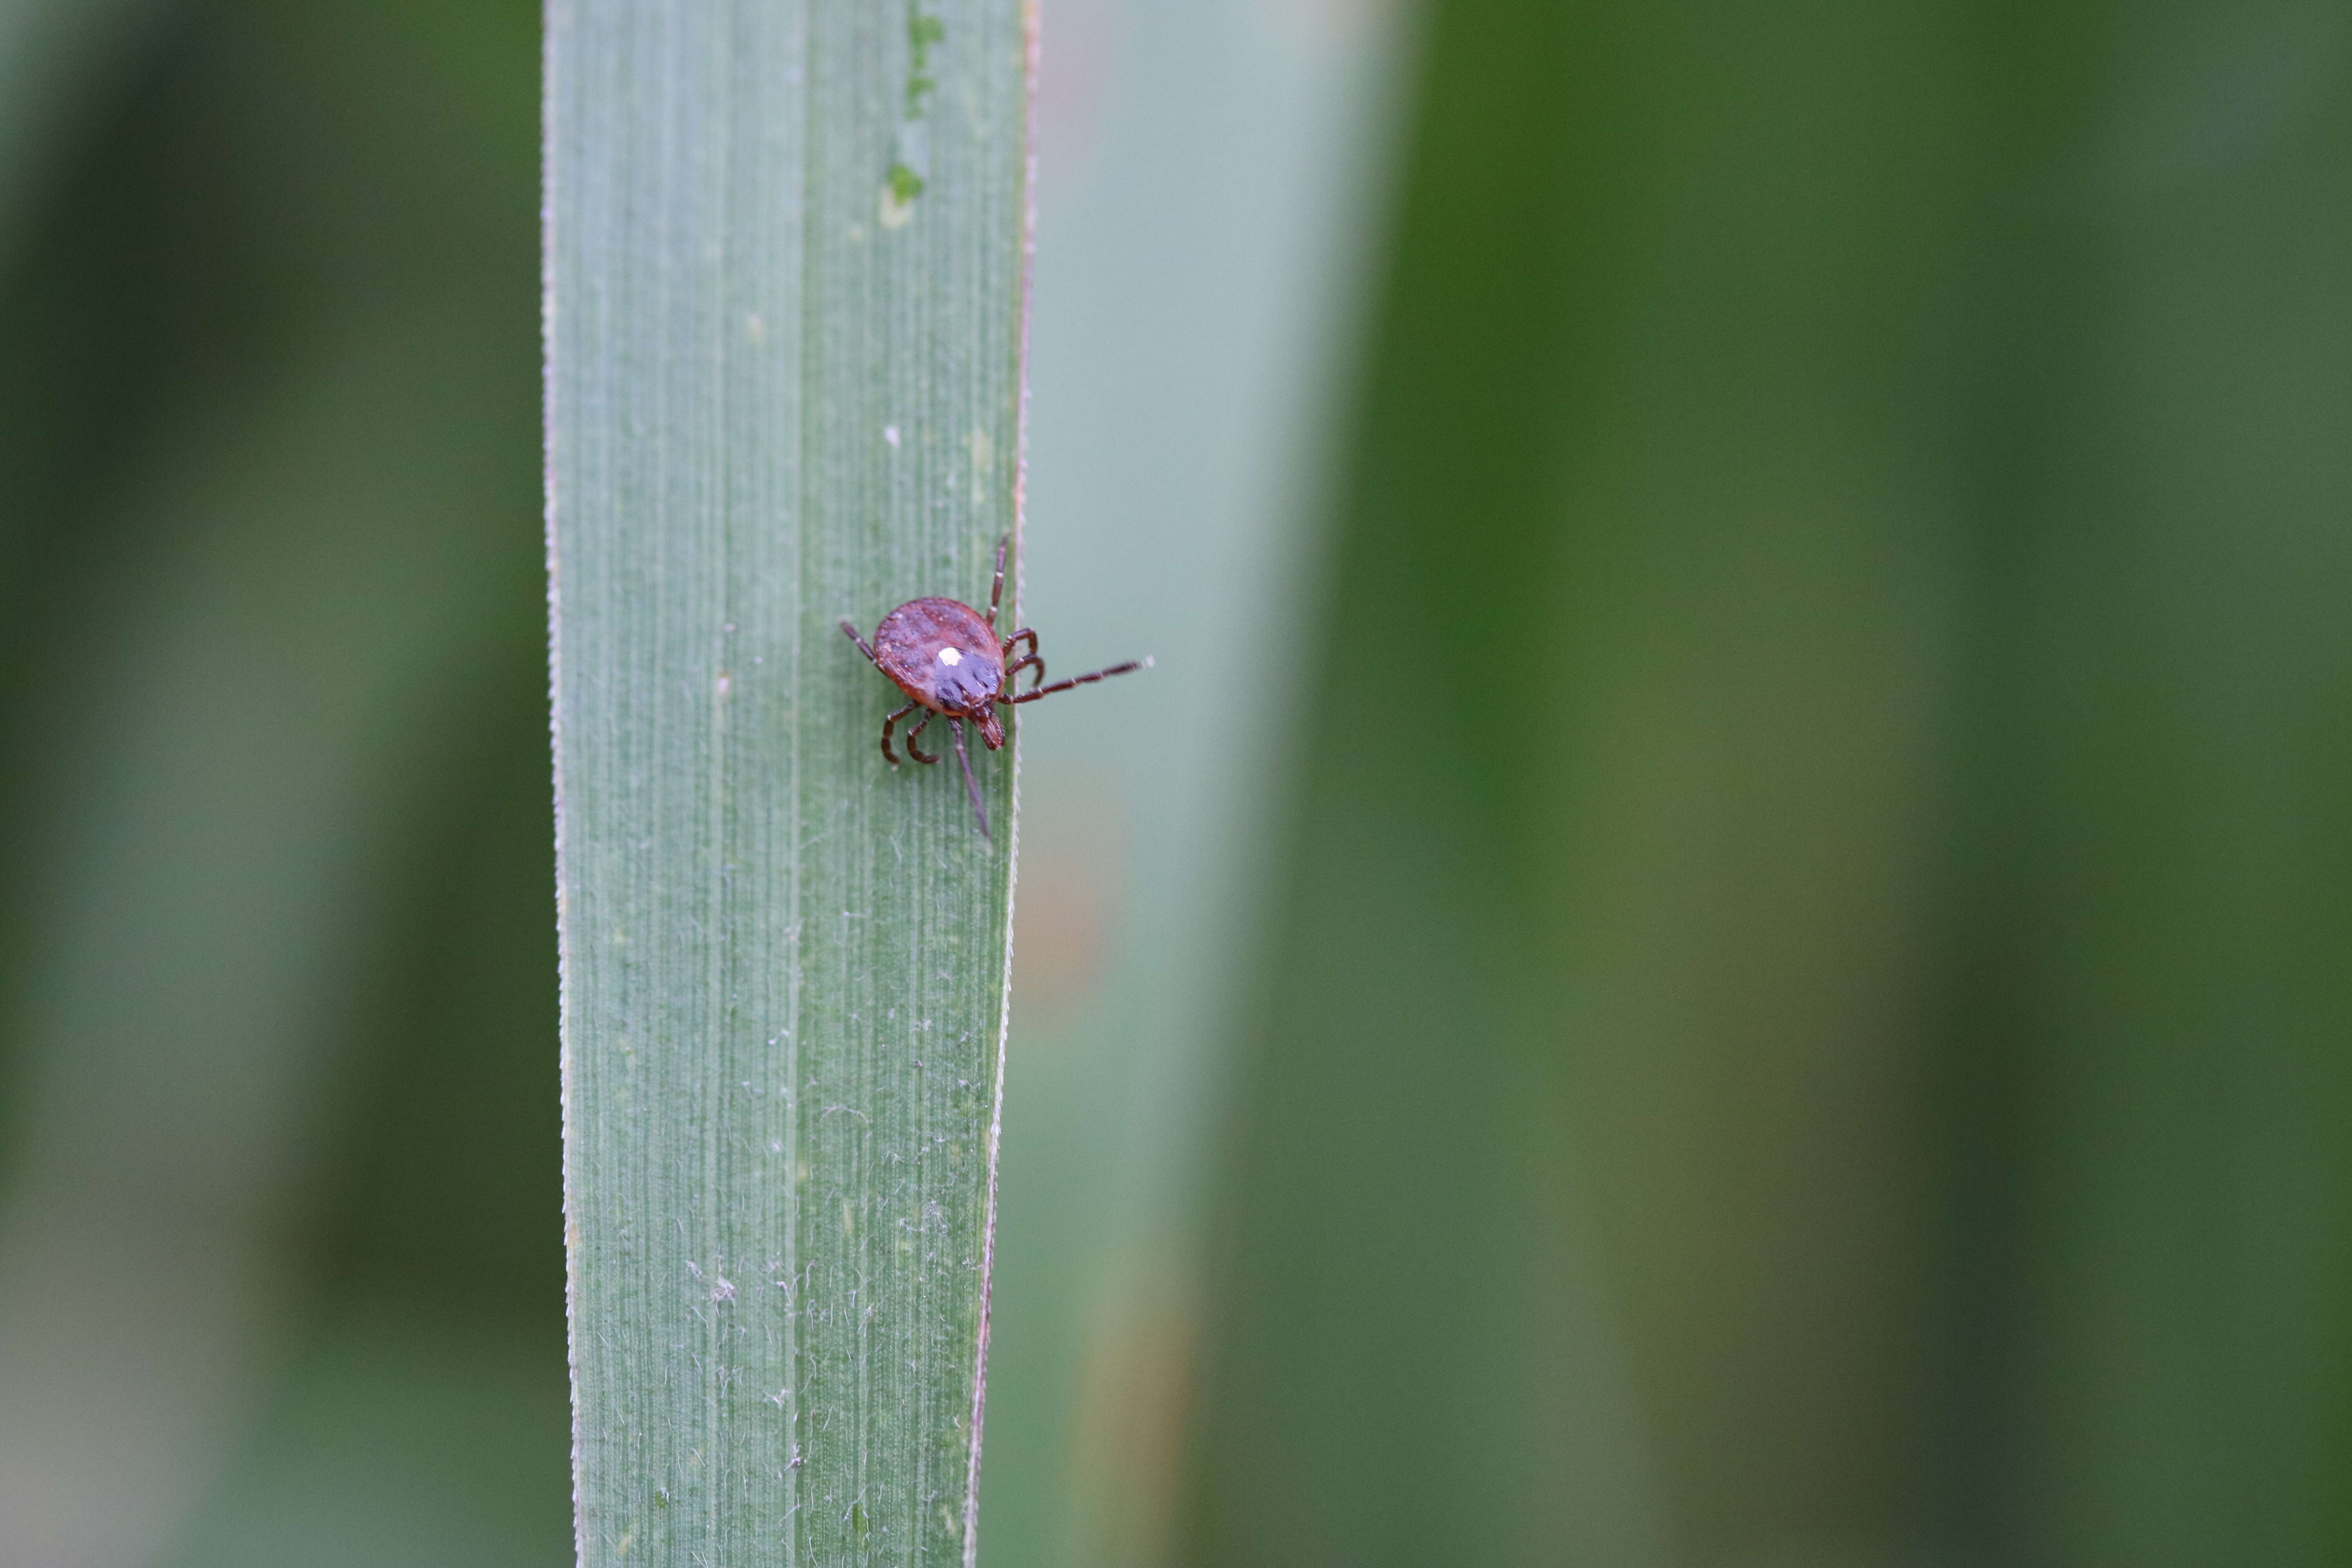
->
0, 2, 559, 1563
1182, 2, 2352, 1566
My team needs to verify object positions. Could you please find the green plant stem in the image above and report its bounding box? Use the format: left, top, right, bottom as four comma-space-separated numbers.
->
546, 2, 1032, 1563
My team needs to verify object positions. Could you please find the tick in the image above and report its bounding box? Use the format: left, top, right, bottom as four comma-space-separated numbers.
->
841, 535, 1150, 839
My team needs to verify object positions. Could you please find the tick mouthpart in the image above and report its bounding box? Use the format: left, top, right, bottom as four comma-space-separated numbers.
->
977, 711, 1004, 749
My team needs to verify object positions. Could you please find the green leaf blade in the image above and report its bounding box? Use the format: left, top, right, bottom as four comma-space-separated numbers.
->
546, 3, 1031, 1563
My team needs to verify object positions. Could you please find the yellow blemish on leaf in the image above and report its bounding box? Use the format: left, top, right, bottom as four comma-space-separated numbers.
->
968, 427, 994, 505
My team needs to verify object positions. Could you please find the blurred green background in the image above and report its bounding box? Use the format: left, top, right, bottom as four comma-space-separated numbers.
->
2, 1, 2346, 1566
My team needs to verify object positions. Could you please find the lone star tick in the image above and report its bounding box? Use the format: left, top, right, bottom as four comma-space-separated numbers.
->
841, 535, 1150, 839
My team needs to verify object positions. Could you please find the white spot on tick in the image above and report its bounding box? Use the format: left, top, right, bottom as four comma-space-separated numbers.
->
937, 647, 962, 666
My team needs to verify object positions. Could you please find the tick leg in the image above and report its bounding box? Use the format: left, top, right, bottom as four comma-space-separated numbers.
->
904, 710, 940, 764
950, 719, 991, 840
1008, 656, 1152, 704
840, 618, 882, 667
880, 700, 920, 766
986, 534, 1009, 629
1001, 628, 1042, 693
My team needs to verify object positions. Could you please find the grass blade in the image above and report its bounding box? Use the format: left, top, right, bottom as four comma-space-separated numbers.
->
546, 2, 1031, 1563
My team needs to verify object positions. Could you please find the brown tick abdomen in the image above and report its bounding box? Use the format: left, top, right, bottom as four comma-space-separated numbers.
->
872, 597, 1004, 716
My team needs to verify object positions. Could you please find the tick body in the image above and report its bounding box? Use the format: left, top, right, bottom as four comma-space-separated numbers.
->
842, 535, 1149, 838
871, 597, 1009, 749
